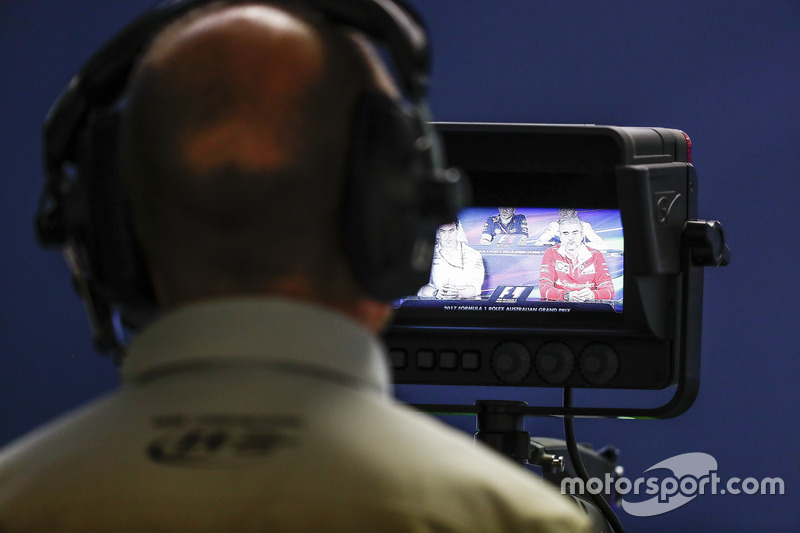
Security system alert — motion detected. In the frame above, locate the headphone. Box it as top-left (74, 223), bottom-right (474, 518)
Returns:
top-left (35, 0), bottom-right (468, 355)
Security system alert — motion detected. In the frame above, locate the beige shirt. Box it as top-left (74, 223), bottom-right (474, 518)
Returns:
top-left (0, 298), bottom-right (590, 532)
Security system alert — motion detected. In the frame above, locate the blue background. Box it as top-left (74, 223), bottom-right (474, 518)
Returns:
top-left (1, 1), bottom-right (798, 530)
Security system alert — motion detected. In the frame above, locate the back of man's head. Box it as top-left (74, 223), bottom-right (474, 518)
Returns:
top-left (120, 3), bottom-right (382, 317)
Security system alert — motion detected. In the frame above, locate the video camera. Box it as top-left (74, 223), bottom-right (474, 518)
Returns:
top-left (384, 123), bottom-right (729, 419)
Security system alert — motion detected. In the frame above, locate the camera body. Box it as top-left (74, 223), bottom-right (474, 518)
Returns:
top-left (384, 123), bottom-right (724, 418)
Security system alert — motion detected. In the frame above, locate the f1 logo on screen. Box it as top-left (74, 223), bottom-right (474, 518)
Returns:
top-left (489, 285), bottom-right (535, 303)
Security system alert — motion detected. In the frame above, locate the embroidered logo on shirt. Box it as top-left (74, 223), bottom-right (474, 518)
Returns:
top-left (147, 414), bottom-right (303, 468)
top-left (555, 260), bottom-right (570, 274)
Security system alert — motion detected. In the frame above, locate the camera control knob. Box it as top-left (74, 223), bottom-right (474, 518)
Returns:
top-left (534, 341), bottom-right (575, 384)
top-left (685, 219), bottom-right (731, 267)
top-left (579, 343), bottom-right (619, 385)
top-left (491, 340), bottom-right (531, 384)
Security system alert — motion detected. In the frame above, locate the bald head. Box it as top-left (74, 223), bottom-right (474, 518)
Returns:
top-left (120, 3), bottom-right (390, 326)
top-left (141, 5), bottom-right (328, 173)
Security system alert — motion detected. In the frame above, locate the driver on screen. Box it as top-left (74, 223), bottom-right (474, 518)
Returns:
top-left (480, 207), bottom-right (528, 245)
top-left (533, 208), bottom-right (606, 247)
top-left (418, 221), bottom-right (484, 299)
top-left (539, 216), bottom-right (614, 302)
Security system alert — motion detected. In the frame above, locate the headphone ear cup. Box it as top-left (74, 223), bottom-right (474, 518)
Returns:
top-left (80, 111), bottom-right (156, 328)
top-left (342, 91), bottom-right (440, 301)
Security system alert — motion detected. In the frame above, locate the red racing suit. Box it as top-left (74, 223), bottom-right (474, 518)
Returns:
top-left (539, 244), bottom-right (614, 301)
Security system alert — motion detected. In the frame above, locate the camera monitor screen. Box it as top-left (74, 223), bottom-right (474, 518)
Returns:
top-left (383, 123), bottom-right (705, 418)
top-left (393, 206), bottom-right (623, 315)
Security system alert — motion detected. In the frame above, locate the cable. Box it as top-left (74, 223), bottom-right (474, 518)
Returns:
top-left (563, 387), bottom-right (625, 533)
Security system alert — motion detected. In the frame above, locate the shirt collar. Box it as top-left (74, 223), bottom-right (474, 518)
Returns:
top-left (121, 297), bottom-right (392, 396)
